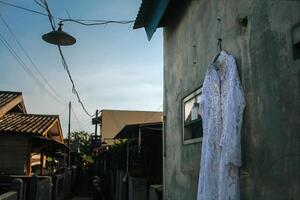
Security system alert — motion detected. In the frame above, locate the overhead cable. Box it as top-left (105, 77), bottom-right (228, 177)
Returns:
top-left (0, 0), bottom-right (134, 26)
top-left (36, 0), bottom-right (95, 118)
top-left (57, 45), bottom-right (94, 117)
top-left (59, 18), bottom-right (134, 26)
top-left (0, 13), bottom-right (65, 103)
top-left (0, 33), bottom-right (65, 105)
top-left (71, 106), bottom-right (84, 130)
top-left (41, 0), bottom-right (56, 30)
top-left (0, 0), bottom-right (49, 17)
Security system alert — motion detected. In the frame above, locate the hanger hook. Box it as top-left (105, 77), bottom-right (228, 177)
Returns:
top-left (218, 38), bottom-right (222, 51)
top-left (217, 18), bottom-right (222, 51)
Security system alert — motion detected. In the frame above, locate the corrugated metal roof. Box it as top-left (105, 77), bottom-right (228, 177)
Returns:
top-left (114, 122), bottom-right (162, 139)
top-left (134, 0), bottom-right (158, 29)
top-left (0, 113), bottom-right (58, 135)
top-left (0, 91), bottom-right (22, 108)
top-left (133, 0), bottom-right (170, 40)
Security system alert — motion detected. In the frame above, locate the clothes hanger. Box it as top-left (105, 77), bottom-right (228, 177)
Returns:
top-left (213, 38), bottom-right (222, 63)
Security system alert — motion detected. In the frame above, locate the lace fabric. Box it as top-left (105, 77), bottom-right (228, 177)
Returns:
top-left (197, 51), bottom-right (246, 200)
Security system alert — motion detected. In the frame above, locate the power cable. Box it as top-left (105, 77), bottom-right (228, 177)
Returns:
top-left (0, 0), bottom-right (50, 18)
top-left (34, 0), bottom-right (46, 10)
top-left (81, 118), bottom-right (93, 130)
top-left (0, 34), bottom-right (64, 105)
top-left (57, 45), bottom-right (94, 117)
top-left (1, 0), bottom-right (135, 118)
top-left (36, 0), bottom-right (94, 118)
top-left (59, 18), bottom-right (134, 26)
top-left (65, 8), bottom-right (72, 19)
top-left (71, 106), bottom-right (84, 130)
top-left (59, 104), bottom-right (69, 116)
top-left (0, 33), bottom-right (65, 105)
top-left (41, 0), bottom-right (56, 30)
top-left (0, 13), bottom-right (66, 103)
top-left (0, 0), bottom-right (135, 26)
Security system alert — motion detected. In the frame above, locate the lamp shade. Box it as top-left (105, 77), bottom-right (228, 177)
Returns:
top-left (42, 22), bottom-right (76, 46)
top-left (42, 29), bottom-right (76, 46)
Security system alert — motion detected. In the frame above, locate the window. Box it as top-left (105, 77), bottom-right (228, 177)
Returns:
top-left (292, 24), bottom-right (300, 60)
top-left (182, 87), bottom-right (203, 144)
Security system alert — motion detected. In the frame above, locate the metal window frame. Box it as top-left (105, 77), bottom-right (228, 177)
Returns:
top-left (182, 87), bottom-right (203, 145)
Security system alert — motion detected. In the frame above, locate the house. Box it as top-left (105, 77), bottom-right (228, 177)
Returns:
top-left (134, 0), bottom-right (300, 199)
top-left (95, 122), bottom-right (163, 200)
top-left (114, 122), bottom-right (163, 200)
top-left (0, 91), bottom-right (69, 200)
top-left (0, 91), bottom-right (65, 176)
top-left (0, 91), bottom-right (26, 117)
top-left (96, 109), bottom-right (162, 145)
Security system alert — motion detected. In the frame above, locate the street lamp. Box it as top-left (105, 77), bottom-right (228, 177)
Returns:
top-left (42, 22), bottom-right (76, 46)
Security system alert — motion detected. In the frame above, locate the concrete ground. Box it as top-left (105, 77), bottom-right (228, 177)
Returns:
top-left (72, 169), bottom-right (93, 200)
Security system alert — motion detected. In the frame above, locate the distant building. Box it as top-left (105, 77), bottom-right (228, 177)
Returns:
top-left (96, 109), bottom-right (162, 145)
top-left (134, 0), bottom-right (300, 199)
top-left (95, 121), bottom-right (163, 200)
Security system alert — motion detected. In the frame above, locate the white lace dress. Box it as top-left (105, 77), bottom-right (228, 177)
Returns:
top-left (197, 51), bottom-right (246, 200)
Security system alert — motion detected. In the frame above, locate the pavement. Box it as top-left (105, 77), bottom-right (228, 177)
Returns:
top-left (71, 169), bottom-right (93, 200)
top-left (72, 197), bottom-right (93, 200)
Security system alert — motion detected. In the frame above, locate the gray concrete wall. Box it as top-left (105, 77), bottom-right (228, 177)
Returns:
top-left (163, 0), bottom-right (300, 199)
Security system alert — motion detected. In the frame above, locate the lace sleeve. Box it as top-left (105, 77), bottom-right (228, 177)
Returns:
top-left (219, 56), bottom-right (246, 167)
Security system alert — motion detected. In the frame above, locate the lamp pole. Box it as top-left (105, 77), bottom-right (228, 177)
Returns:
top-left (94, 109), bottom-right (98, 137)
top-left (68, 101), bottom-right (71, 167)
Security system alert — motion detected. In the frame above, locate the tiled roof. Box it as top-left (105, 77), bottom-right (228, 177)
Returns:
top-left (0, 91), bottom-right (22, 108)
top-left (0, 113), bottom-right (58, 135)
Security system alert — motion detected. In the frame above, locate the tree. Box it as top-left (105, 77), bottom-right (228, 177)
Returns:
top-left (70, 131), bottom-right (92, 156)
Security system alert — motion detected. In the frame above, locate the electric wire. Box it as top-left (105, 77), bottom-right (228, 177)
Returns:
top-left (81, 118), bottom-right (93, 130)
top-left (36, 0), bottom-right (95, 117)
top-left (0, 35), bottom-right (64, 105)
top-left (59, 104), bottom-right (69, 116)
top-left (0, 0), bottom-right (50, 17)
top-left (34, 0), bottom-right (46, 10)
top-left (0, 0), bottom-right (135, 27)
top-left (59, 18), bottom-right (134, 26)
top-left (1, 0), bottom-right (134, 117)
top-left (65, 8), bottom-right (71, 19)
top-left (0, 13), bottom-right (66, 103)
top-left (57, 45), bottom-right (94, 117)
top-left (0, 33), bottom-right (65, 105)
top-left (71, 106), bottom-right (84, 130)
top-left (41, 0), bottom-right (56, 30)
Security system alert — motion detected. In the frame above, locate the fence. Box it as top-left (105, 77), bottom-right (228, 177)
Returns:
top-left (0, 170), bottom-right (73, 200)
top-left (0, 191), bottom-right (18, 200)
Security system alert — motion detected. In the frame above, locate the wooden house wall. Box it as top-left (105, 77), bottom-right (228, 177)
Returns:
top-left (0, 135), bottom-right (30, 175)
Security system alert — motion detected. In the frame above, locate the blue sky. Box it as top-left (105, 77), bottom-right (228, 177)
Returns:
top-left (0, 0), bottom-right (163, 136)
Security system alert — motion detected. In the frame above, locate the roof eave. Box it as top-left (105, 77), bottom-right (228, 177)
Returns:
top-left (114, 122), bottom-right (162, 139)
top-left (133, 0), bottom-right (171, 40)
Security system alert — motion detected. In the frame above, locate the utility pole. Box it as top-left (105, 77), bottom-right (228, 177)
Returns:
top-left (68, 101), bottom-right (71, 167)
top-left (94, 109), bottom-right (98, 137)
